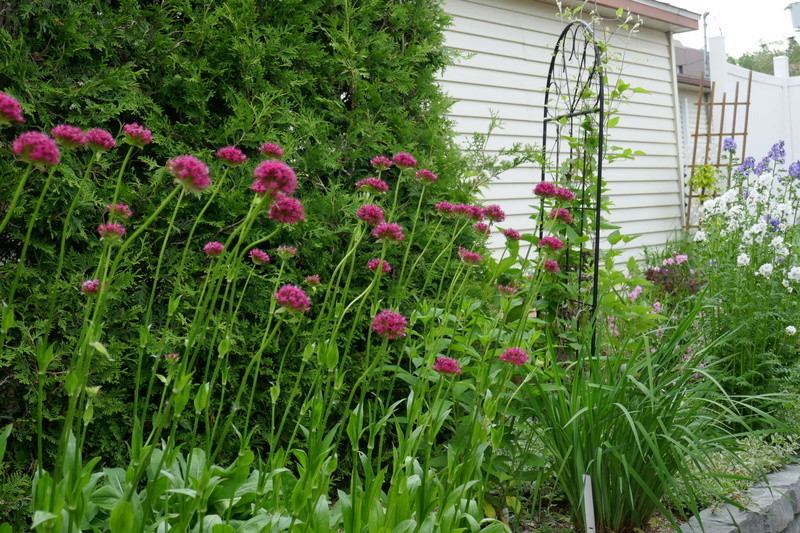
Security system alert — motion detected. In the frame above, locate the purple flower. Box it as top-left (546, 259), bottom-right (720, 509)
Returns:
top-left (753, 157), bottom-right (771, 176)
top-left (483, 204), bottom-right (505, 222)
top-left (168, 155), bottom-right (211, 192)
top-left (268, 195), bottom-right (306, 224)
top-left (122, 123), bottom-right (153, 148)
top-left (203, 241), bottom-right (225, 257)
top-left (736, 156), bottom-right (756, 176)
top-left (764, 214), bottom-right (781, 232)
top-left (249, 248), bottom-right (271, 264)
top-left (459, 249), bottom-right (482, 265)
top-left (555, 187), bottom-right (576, 201)
top-left (435, 201), bottom-right (454, 215)
top-left (12, 131), bottom-right (60, 166)
top-left (370, 155), bottom-right (392, 170)
top-left (769, 140), bottom-right (786, 162)
top-left (539, 236), bottom-right (564, 250)
top-left (356, 204), bottom-right (385, 225)
top-left (534, 181), bottom-right (557, 197)
top-left (548, 208), bottom-right (573, 223)
top-left (51, 125), bottom-right (86, 149)
top-left (355, 177), bottom-right (389, 194)
top-left (259, 142), bottom-right (284, 160)
top-left (371, 310), bottom-right (407, 339)
top-left (367, 258), bottom-right (392, 273)
top-left (392, 152), bottom-right (417, 169)
top-left (503, 228), bottom-right (521, 241)
top-left (722, 137), bottom-right (736, 152)
top-left (215, 146), bottom-right (247, 167)
top-left (544, 259), bottom-right (560, 273)
top-left (251, 160), bottom-right (297, 197)
top-left (433, 356), bottom-right (461, 375)
top-left (499, 347), bottom-right (529, 366)
top-left (80, 279), bottom-right (100, 294)
top-left (415, 169), bottom-right (438, 183)
top-left (473, 222), bottom-right (490, 236)
top-left (274, 284), bottom-right (311, 313)
top-left (85, 129), bottom-right (116, 152)
top-left (371, 222), bottom-right (405, 242)
top-left (789, 161), bottom-right (800, 179)
top-left (0, 92), bottom-right (25, 125)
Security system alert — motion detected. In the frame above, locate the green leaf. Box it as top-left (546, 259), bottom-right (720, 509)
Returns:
top-left (1, 307), bottom-right (14, 334)
top-left (31, 511), bottom-right (58, 528)
top-left (194, 382), bottom-right (211, 414)
top-left (0, 424), bottom-right (11, 464)
top-left (109, 500), bottom-right (134, 533)
top-left (89, 341), bottom-right (114, 362)
top-left (218, 337), bottom-right (230, 357)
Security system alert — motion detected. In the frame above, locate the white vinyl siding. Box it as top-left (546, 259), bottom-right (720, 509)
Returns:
top-left (439, 0), bottom-right (685, 259)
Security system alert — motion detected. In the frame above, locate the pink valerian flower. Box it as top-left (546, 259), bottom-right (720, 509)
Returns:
top-left (503, 228), bottom-right (521, 241)
top-left (433, 356), bottom-right (462, 375)
top-left (367, 258), bottom-right (392, 273)
top-left (607, 316), bottom-right (620, 337)
top-left (355, 177), bottom-right (389, 194)
top-left (452, 203), bottom-right (485, 221)
top-left (392, 152), bottom-right (417, 169)
top-left (415, 169), bottom-right (438, 183)
top-left (534, 181), bottom-right (557, 197)
top-left (548, 208), bottom-right (573, 223)
top-left (251, 160), bottom-right (297, 197)
top-left (215, 146), bottom-right (247, 167)
top-left (122, 123), bottom-right (153, 147)
top-left (435, 201), bottom-right (455, 215)
top-left (371, 310), bottom-right (407, 340)
top-left (628, 285), bottom-right (643, 302)
top-left (276, 245), bottom-right (298, 259)
top-left (268, 195), bottom-right (306, 224)
top-left (675, 254), bottom-right (689, 265)
top-left (652, 301), bottom-right (662, 314)
top-left (0, 92), bottom-right (25, 125)
top-left (305, 274), bottom-right (322, 286)
top-left (459, 249), bottom-right (483, 265)
top-left (473, 222), bottom-right (490, 236)
top-left (370, 155), bottom-right (392, 171)
top-left (85, 129), bottom-right (117, 152)
top-left (356, 204), bottom-right (385, 225)
top-left (203, 241), bottom-right (225, 257)
top-left (544, 259), bottom-right (560, 273)
top-left (106, 203), bottom-right (133, 219)
top-left (80, 279), bottom-right (100, 294)
top-left (498, 284), bottom-right (518, 296)
top-left (500, 347), bottom-right (530, 366)
top-left (97, 223), bottom-right (126, 241)
top-left (555, 187), bottom-right (576, 201)
top-left (274, 284), bottom-right (311, 313)
top-left (164, 352), bottom-right (181, 362)
top-left (538, 236), bottom-right (564, 251)
top-left (167, 155), bottom-right (211, 192)
top-left (371, 222), bottom-right (405, 242)
top-left (51, 125), bottom-right (86, 149)
top-left (259, 142), bottom-right (285, 159)
top-left (12, 131), bottom-right (60, 166)
top-left (249, 248), bottom-right (271, 264)
top-left (483, 204), bottom-right (506, 223)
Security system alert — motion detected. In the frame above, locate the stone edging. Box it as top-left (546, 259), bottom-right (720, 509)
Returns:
top-left (681, 464), bottom-right (800, 533)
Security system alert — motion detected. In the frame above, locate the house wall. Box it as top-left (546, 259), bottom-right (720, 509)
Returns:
top-left (439, 0), bottom-right (686, 260)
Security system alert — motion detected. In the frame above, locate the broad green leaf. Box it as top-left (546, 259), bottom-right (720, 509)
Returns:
top-left (109, 500), bottom-right (134, 533)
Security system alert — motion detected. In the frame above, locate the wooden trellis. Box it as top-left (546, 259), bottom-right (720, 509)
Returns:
top-left (685, 70), bottom-right (753, 228)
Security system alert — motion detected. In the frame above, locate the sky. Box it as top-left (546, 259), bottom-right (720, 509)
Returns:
top-left (662, 0), bottom-right (799, 58)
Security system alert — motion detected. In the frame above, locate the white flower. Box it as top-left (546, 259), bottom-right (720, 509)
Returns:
top-left (783, 279), bottom-right (794, 293)
top-left (757, 263), bottom-right (774, 278)
top-left (737, 253), bottom-right (751, 267)
top-left (788, 267), bottom-right (800, 282)
top-left (786, 326), bottom-right (797, 336)
top-left (693, 230), bottom-right (706, 242)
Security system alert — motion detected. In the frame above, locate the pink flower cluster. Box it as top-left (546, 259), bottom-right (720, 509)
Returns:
top-left (51, 125), bottom-right (86, 149)
top-left (12, 131), bottom-right (60, 166)
top-left (106, 203), bottom-right (133, 219)
top-left (628, 285), bottom-right (643, 302)
top-left (0, 92), bottom-right (25, 125)
top-left (215, 146), bottom-right (247, 167)
top-left (167, 155), bottom-right (211, 192)
top-left (274, 284), bottom-right (311, 313)
top-left (276, 245), bottom-right (298, 259)
top-left (203, 241), bottom-right (225, 257)
top-left (663, 254), bottom-right (689, 266)
top-left (305, 274), bottom-right (321, 286)
top-left (367, 258), bottom-right (392, 273)
top-left (549, 208), bottom-right (573, 223)
top-left (249, 248), bottom-right (271, 264)
top-left (98, 223), bottom-right (126, 241)
top-left (503, 228), bottom-right (521, 241)
top-left (392, 152), bottom-right (417, 168)
top-left (268, 195), bottom-right (305, 224)
top-left (607, 316), bottom-right (620, 337)
top-left (459, 249), bottom-right (482, 265)
top-left (251, 160), bottom-right (297, 197)
top-left (538, 236), bottom-right (564, 251)
top-left (433, 356), bottom-right (461, 375)
top-left (356, 204), bottom-right (385, 225)
top-left (370, 155), bottom-right (392, 170)
top-left (415, 169), bottom-right (438, 183)
top-left (356, 177), bottom-right (389, 194)
top-left (544, 259), bottom-right (560, 273)
top-left (259, 142), bottom-right (284, 159)
top-left (500, 347), bottom-right (529, 366)
top-left (483, 204), bottom-right (506, 222)
top-left (498, 284), bottom-right (518, 296)
top-left (86, 129), bottom-right (116, 152)
top-left (80, 279), bottom-right (100, 294)
top-left (122, 123), bottom-right (153, 147)
top-left (473, 222), bottom-right (490, 236)
top-left (372, 222), bottom-right (405, 242)
top-left (534, 181), bottom-right (576, 201)
top-left (371, 310), bottom-right (407, 340)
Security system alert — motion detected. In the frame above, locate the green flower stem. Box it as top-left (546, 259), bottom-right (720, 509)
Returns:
top-left (109, 145), bottom-right (135, 208)
top-left (0, 163), bottom-right (33, 236)
top-left (393, 184), bottom-right (427, 302)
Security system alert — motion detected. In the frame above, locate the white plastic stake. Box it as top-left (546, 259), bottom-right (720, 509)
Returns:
top-left (583, 474), bottom-right (596, 533)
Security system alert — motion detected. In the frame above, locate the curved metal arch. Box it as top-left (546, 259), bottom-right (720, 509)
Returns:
top-left (540, 20), bottom-right (605, 354)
